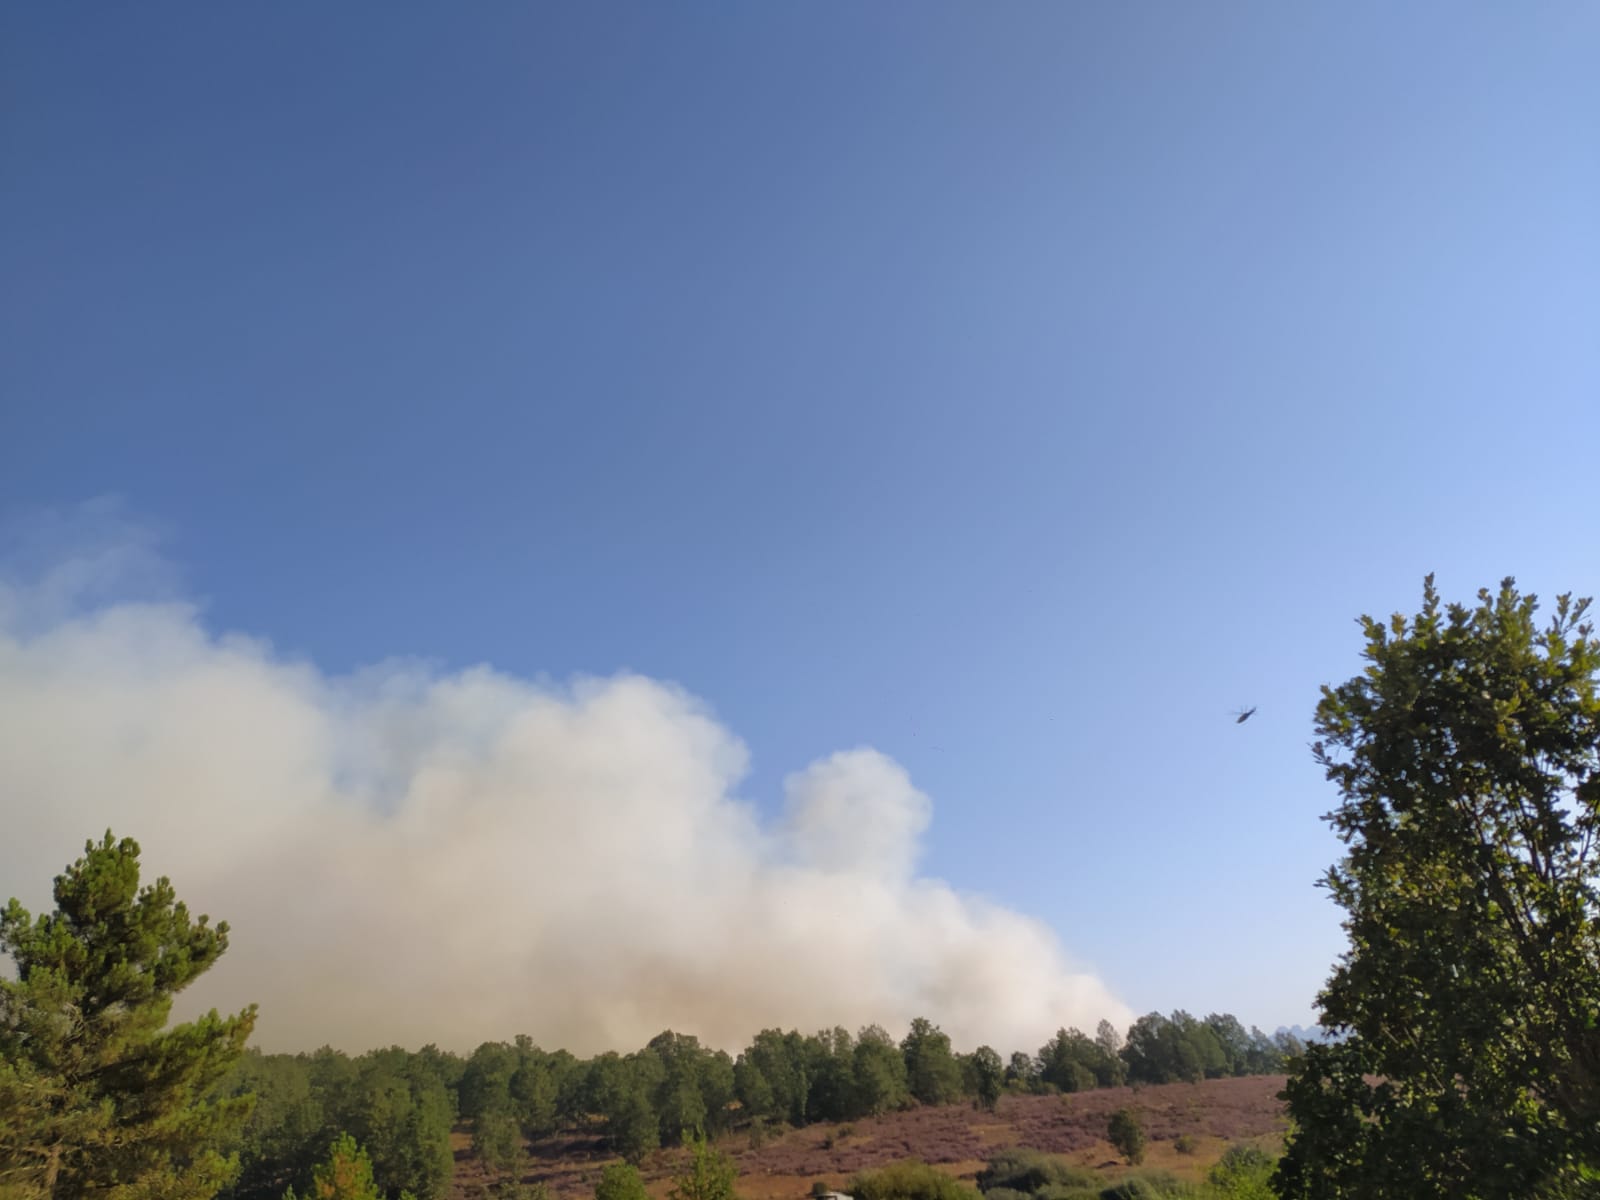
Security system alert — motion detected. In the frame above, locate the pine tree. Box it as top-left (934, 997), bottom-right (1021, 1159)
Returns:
top-left (293, 1135), bottom-right (382, 1200)
top-left (667, 1132), bottom-right (737, 1200)
top-left (0, 832), bottom-right (258, 1200)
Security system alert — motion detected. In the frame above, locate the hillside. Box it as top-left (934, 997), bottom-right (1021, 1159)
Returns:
top-left (456, 1076), bottom-right (1291, 1200)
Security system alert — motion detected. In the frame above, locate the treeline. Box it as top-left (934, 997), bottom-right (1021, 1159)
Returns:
top-left (214, 1012), bottom-right (1301, 1200)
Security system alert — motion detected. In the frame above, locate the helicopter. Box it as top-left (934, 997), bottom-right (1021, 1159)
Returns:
top-left (1233, 706), bottom-right (1257, 724)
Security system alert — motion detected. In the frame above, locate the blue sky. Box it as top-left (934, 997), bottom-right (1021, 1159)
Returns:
top-left (4, 3), bottom-right (1599, 1042)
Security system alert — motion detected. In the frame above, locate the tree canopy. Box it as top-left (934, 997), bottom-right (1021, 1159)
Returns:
top-left (1276, 578), bottom-right (1600, 1198)
top-left (0, 833), bottom-right (257, 1200)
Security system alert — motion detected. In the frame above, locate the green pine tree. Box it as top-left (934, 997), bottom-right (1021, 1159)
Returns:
top-left (0, 832), bottom-right (258, 1200)
top-left (667, 1132), bottom-right (737, 1200)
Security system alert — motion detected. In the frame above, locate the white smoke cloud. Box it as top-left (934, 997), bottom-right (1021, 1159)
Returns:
top-left (0, 507), bottom-right (1130, 1056)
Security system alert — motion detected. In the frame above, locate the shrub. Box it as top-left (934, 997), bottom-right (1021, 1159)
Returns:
top-left (668, 1132), bottom-right (738, 1200)
top-left (1107, 1109), bottom-right (1147, 1166)
top-left (1205, 1145), bottom-right (1275, 1200)
top-left (849, 1162), bottom-right (982, 1200)
top-left (1097, 1171), bottom-right (1191, 1199)
top-left (981, 1189), bottom-right (1031, 1200)
top-left (1037, 1184), bottom-right (1106, 1200)
top-left (596, 1163), bottom-right (649, 1200)
top-left (977, 1150), bottom-right (1098, 1194)
top-left (1211, 1146), bottom-right (1273, 1176)
top-left (1172, 1135), bottom-right (1197, 1156)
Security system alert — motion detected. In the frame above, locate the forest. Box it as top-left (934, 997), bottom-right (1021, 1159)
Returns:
top-left (213, 1011), bottom-right (1304, 1200)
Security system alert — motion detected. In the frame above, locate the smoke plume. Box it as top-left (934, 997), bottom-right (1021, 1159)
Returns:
top-left (0, 508), bottom-right (1130, 1055)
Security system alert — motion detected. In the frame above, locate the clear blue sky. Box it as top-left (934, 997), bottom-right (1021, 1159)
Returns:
top-left (5, 3), bottom-right (1598, 1032)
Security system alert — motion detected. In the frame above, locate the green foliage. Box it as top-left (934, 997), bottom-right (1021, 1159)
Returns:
top-left (472, 1111), bottom-right (522, 1181)
top-left (645, 1032), bottom-right (735, 1143)
top-left (802, 1028), bottom-right (857, 1124)
top-left (216, 1046), bottom-right (452, 1200)
top-left (306, 1135), bottom-right (383, 1200)
top-left (1097, 1170), bottom-right (1190, 1200)
top-left (1094, 1023), bottom-right (1128, 1088)
top-left (1039, 1028), bottom-right (1120, 1093)
top-left (976, 1149), bottom-right (1099, 1194)
top-left (585, 1055), bottom-right (660, 1165)
top-left (221, 1051), bottom-right (326, 1200)
top-left (965, 1047), bottom-right (1004, 1113)
top-left (1172, 1136), bottom-right (1197, 1157)
top-left (1108, 1109), bottom-right (1147, 1166)
top-left (1119, 1014), bottom-right (1226, 1086)
top-left (594, 1162), bottom-right (648, 1200)
top-left (1276, 578), bottom-right (1600, 1199)
top-left (852, 1026), bottom-right (910, 1117)
top-left (1004, 1053), bottom-right (1041, 1093)
top-left (745, 1117), bottom-right (771, 1150)
top-left (736, 1030), bottom-right (812, 1126)
top-left (508, 1038), bottom-right (562, 1137)
top-left (0, 832), bottom-right (257, 1200)
top-left (901, 1019), bottom-right (963, 1107)
top-left (848, 1162), bottom-right (981, 1200)
top-left (339, 1051), bottom-right (454, 1200)
top-left (1033, 1187), bottom-right (1103, 1200)
top-left (459, 1044), bottom-right (518, 1123)
top-left (567, 1011), bottom-right (1282, 1154)
top-left (667, 1132), bottom-right (738, 1200)
top-left (1203, 1145), bottom-right (1273, 1200)
top-left (1200, 1017), bottom-right (1250, 1079)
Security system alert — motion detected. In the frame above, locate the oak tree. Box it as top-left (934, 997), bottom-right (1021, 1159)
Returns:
top-left (1276, 579), bottom-right (1600, 1198)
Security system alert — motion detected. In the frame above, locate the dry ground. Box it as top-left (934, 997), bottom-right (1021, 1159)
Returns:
top-left (452, 1076), bottom-right (1290, 1200)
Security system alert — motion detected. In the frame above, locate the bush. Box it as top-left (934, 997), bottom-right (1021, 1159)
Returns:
top-left (1107, 1109), bottom-right (1147, 1166)
top-left (981, 1189), bottom-right (1032, 1200)
top-left (1211, 1146), bottom-right (1273, 1176)
top-left (977, 1150), bottom-right (1099, 1194)
top-left (667, 1133), bottom-right (738, 1200)
top-left (1037, 1185), bottom-right (1106, 1200)
top-left (1205, 1145), bottom-right (1275, 1200)
top-left (1172, 1135), bottom-right (1197, 1156)
top-left (849, 1162), bottom-right (982, 1200)
top-left (1097, 1171), bottom-right (1191, 1200)
top-left (595, 1163), bottom-right (649, 1200)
